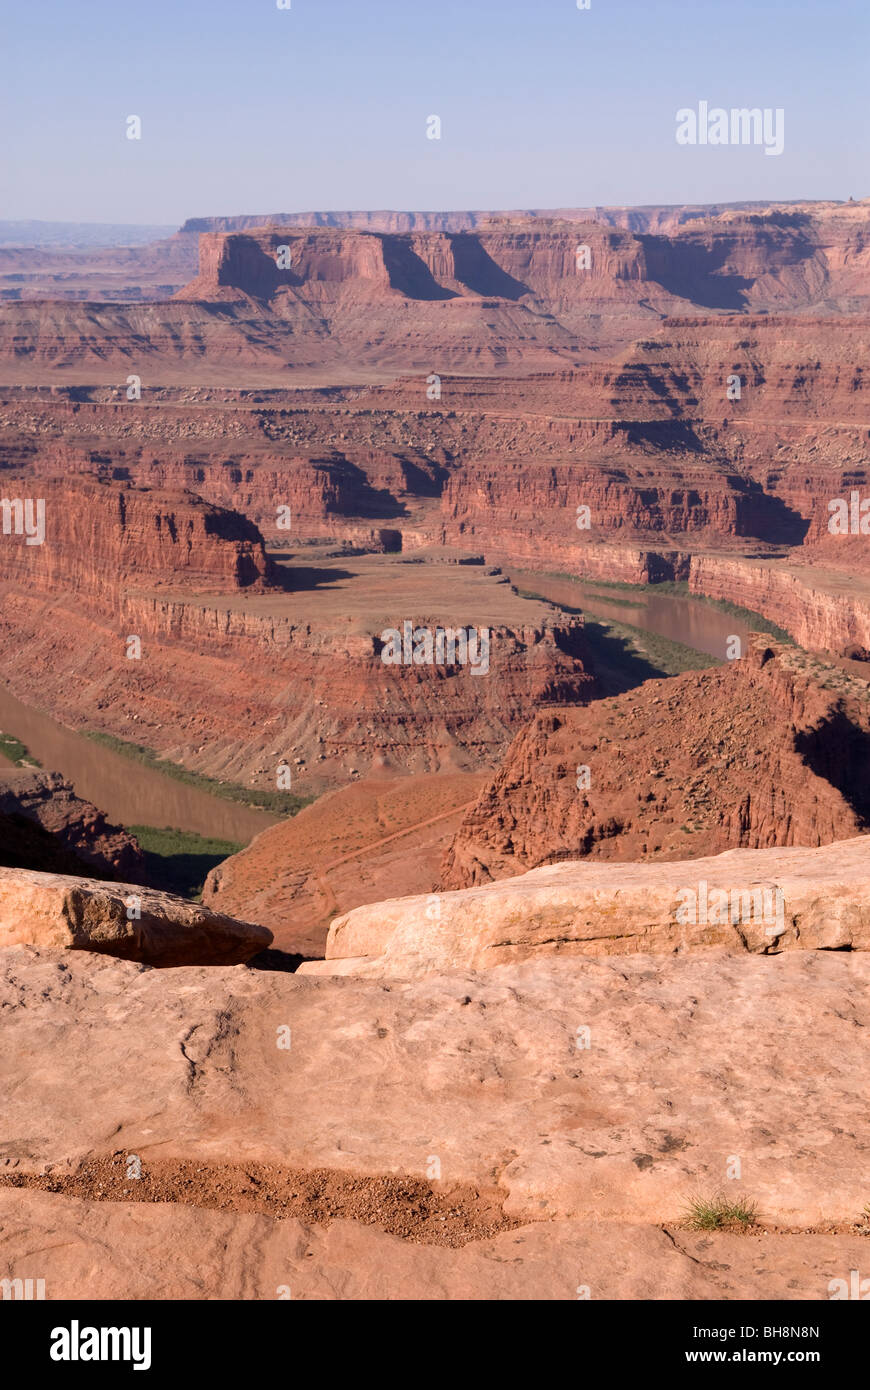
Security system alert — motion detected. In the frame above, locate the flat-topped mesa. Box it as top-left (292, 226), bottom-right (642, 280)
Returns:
top-left (4, 204), bottom-right (870, 382)
top-left (176, 223), bottom-right (652, 307)
top-left (0, 537), bottom-right (597, 792)
top-left (441, 639), bottom-right (870, 889)
top-left (175, 205), bottom-right (870, 315)
top-left (177, 197), bottom-right (865, 236)
top-left (0, 475), bottom-right (277, 606)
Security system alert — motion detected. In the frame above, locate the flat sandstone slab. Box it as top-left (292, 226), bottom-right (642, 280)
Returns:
top-left (1, 946), bottom-right (868, 1228)
top-left (0, 866), bottom-right (271, 966)
top-left (302, 836), bottom-right (870, 977)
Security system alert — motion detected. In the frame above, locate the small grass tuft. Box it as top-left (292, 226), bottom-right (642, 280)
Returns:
top-left (682, 1190), bottom-right (759, 1232)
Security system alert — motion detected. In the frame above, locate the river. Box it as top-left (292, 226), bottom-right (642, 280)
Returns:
top-left (508, 572), bottom-right (754, 662)
top-left (0, 684), bottom-right (278, 843)
top-left (0, 578), bottom-right (755, 840)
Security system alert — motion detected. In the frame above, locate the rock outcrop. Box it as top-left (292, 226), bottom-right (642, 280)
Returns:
top-left (0, 475), bottom-right (276, 605)
top-left (0, 769), bottom-right (145, 882)
top-left (303, 836), bottom-right (870, 978)
top-left (441, 641), bottom-right (870, 888)
top-left (0, 867), bottom-right (271, 965)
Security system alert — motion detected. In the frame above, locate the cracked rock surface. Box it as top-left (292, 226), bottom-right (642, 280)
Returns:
top-left (1, 945), bottom-right (868, 1298)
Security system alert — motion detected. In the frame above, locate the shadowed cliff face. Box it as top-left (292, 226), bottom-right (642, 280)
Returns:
top-left (0, 769), bottom-right (146, 883)
top-left (176, 207), bottom-right (870, 321)
top-left (177, 224), bottom-right (644, 305)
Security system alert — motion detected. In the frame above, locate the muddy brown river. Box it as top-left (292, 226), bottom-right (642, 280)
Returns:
top-left (0, 684), bottom-right (277, 843)
top-left (509, 572), bottom-right (755, 662)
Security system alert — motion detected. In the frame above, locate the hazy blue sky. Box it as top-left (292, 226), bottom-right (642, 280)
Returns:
top-left (2, 0), bottom-right (867, 226)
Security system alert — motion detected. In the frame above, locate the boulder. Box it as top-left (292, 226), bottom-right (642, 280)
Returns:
top-left (0, 866), bottom-right (271, 966)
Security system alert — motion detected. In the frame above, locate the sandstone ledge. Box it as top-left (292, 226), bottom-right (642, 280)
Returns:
top-left (300, 836), bottom-right (870, 978)
top-left (2, 946), bottom-right (868, 1229)
top-left (0, 867), bottom-right (271, 966)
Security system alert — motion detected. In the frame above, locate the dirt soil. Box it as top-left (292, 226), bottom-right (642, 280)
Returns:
top-left (0, 1155), bottom-right (520, 1249)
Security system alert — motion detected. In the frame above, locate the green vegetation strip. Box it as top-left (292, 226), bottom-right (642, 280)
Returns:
top-left (584, 614), bottom-right (718, 676)
top-left (0, 733), bottom-right (41, 768)
top-left (130, 825), bottom-right (243, 901)
top-left (83, 732), bottom-right (311, 816)
top-left (515, 586), bottom-right (718, 678)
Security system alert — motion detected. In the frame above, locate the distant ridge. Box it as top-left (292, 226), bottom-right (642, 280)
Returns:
top-left (0, 221), bottom-right (177, 248)
top-left (179, 199), bottom-right (858, 238)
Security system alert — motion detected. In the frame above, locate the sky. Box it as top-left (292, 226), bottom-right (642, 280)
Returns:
top-left (1, 0), bottom-right (867, 227)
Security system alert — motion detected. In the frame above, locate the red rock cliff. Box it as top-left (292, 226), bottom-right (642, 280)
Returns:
top-left (442, 641), bottom-right (870, 887)
top-left (0, 476), bottom-right (276, 606)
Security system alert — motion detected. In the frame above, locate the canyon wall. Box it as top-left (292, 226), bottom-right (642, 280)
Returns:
top-left (0, 472), bottom-right (597, 793)
top-left (687, 555), bottom-right (870, 653)
top-left (6, 307), bottom-right (867, 556)
top-left (0, 476), bottom-right (275, 603)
